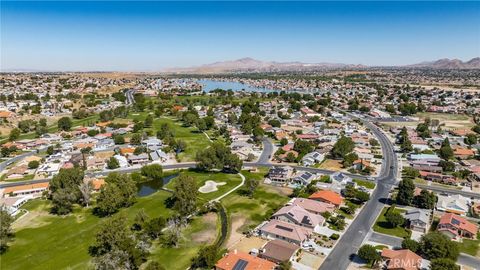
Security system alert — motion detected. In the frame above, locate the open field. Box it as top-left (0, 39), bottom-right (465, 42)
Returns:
top-left (318, 159), bottom-right (343, 170)
top-left (373, 207), bottom-right (411, 239)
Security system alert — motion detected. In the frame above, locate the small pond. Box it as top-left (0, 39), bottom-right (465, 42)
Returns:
top-left (137, 173), bottom-right (178, 197)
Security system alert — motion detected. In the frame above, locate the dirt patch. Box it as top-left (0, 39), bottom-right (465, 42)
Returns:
top-left (299, 251), bottom-right (325, 269)
top-left (191, 212), bottom-right (217, 244)
top-left (262, 184), bottom-right (293, 196)
top-left (318, 159), bottom-right (343, 171)
top-left (13, 209), bottom-right (51, 230)
top-left (226, 215), bottom-right (247, 248)
top-left (230, 236), bottom-right (269, 253)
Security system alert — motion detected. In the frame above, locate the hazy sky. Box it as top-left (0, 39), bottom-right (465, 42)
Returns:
top-left (1, 1), bottom-right (479, 71)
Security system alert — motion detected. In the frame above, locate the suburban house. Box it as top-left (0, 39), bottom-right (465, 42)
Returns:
top-left (271, 204), bottom-right (325, 229)
top-left (127, 153), bottom-right (150, 165)
top-left (113, 155), bottom-right (129, 168)
top-left (380, 249), bottom-right (423, 270)
top-left (454, 148), bottom-right (475, 160)
top-left (150, 149), bottom-right (168, 162)
top-left (292, 171), bottom-right (317, 186)
top-left (301, 151), bottom-right (325, 166)
top-left (436, 194), bottom-right (470, 216)
top-left (0, 195), bottom-right (34, 215)
top-left (2, 182), bottom-right (49, 197)
top-left (215, 250), bottom-right (276, 270)
top-left (259, 219), bottom-right (312, 246)
top-left (402, 208), bottom-right (431, 233)
top-left (309, 190), bottom-right (343, 207)
top-left (437, 213), bottom-right (478, 240)
top-left (419, 171), bottom-right (456, 185)
top-left (288, 198), bottom-right (335, 215)
top-left (330, 172), bottom-right (353, 185)
top-left (259, 239), bottom-right (298, 264)
top-left (266, 166), bottom-right (293, 185)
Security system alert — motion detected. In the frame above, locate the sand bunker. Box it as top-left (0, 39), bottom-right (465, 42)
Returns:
top-left (198, 180), bottom-right (226, 193)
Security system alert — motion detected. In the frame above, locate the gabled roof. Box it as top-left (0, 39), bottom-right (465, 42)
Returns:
top-left (381, 249), bottom-right (422, 270)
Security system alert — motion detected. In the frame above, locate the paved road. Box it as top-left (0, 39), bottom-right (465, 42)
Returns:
top-left (257, 137), bottom-right (274, 164)
top-left (369, 232), bottom-right (480, 269)
top-left (416, 183), bottom-right (480, 199)
top-left (125, 89), bottom-right (135, 105)
top-left (369, 231), bottom-right (402, 247)
top-left (320, 118), bottom-right (398, 270)
top-left (0, 147), bottom-right (48, 172)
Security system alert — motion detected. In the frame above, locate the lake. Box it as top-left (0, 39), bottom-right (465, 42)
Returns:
top-left (137, 173), bottom-right (178, 197)
top-left (199, 79), bottom-right (277, 92)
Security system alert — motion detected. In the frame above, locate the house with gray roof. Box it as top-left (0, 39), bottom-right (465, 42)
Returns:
top-left (403, 208), bottom-right (431, 233)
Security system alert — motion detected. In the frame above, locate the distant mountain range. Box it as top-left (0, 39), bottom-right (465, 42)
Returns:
top-left (166, 57), bottom-right (480, 73)
top-left (407, 57), bottom-right (480, 69)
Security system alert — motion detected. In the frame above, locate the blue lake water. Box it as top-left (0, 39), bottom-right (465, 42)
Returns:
top-left (199, 79), bottom-right (277, 92)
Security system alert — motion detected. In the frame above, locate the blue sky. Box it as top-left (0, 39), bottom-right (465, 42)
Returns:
top-left (1, 1), bottom-right (479, 71)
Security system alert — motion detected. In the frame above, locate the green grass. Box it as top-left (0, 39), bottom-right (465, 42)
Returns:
top-left (373, 207), bottom-right (411, 239)
top-left (222, 170), bottom-right (289, 233)
top-left (353, 179), bottom-right (376, 189)
top-left (165, 170), bottom-right (242, 203)
top-left (149, 212), bottom-right (218, 269)
top-left (128, 113), bottom-right (211, 162)
top-left (458, 238), bottom-right (480, 256)
top-left (0, 190), bottom-right (174, 270)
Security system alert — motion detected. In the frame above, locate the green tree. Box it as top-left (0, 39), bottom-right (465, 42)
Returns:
top-left (332, 136), bottom-right (355, 159)
top-left (430, 258), bottom-right (460, 270)
top-left (89, 214), bottom-right (146, 269)
top-left (385, 211), bottom-right (404, 227)
top-left (144, 114), bottom-right (154, 128)
top-left (57, 116), bottom-right (72, 131)
top-left (413, 189), bottom-right (437, 209)
top-left (8, 128), bottom-right (20, 141)
top-left (343, 152), bottom-right (359, 168)
top-left (27, 160), bottom-right (40, 169)
top-left (245, 177), bottom-right (259, 198)
top-left (279, 138), bottom-right (289, 146)
top-left (396, 178), bottom-right (415, 205)
top-left (145, 261), bottom-right (165, 270)
top-left (464, 134), bottom-right (477, 146)
top-left (278, 261), bottom-right (292, 270)
top-left (357, 244), bottom-right (380, 265)
top-left (401, 136), bottom-right (413, 153)
top-left (130, 133), bottom-right (142, 145)
top-left (420, 232), bottom-right (459, 260)
top-left (172, 174), bottom-right (198, 217)
top-left (439, 138), bottom-right (454, 160)
top-left (49, 168), bottom-right (85, 215)
top-left (402, 239), bottom-right (419, 253)
top-left (46, 145), bottom-right (54, 156)
top-left (0, 207), bottom-right (14, 254)
top-left (113, 135), bottom-right (125, 145)
top-left (95, 173), bottom-right (137, 216)
top-left (106, 156), bottom-right (120, 169)
top-left (144, 217), bottom-right (167, 239)
top-left (141, 164), bottom-right (163, 182)
top-left (190, 245), bottom-right (220, 269)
